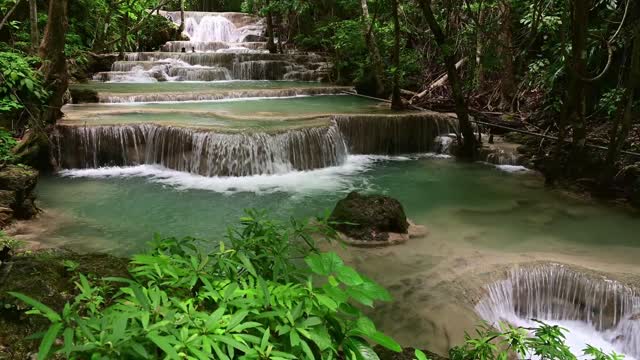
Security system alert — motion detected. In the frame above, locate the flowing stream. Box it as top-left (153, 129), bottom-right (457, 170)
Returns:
top-left (36, 9), bottom-right (640, 359)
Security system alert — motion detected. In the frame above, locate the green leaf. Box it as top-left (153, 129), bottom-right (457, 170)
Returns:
top-left (368, 331), bottom-right (401, 352)
top-left (414, 349), bottom-right (430, 360)
top-left (336, 266), bottom-right (363, 286)
top-left (38, 322), bottom-right (63, 360)
top-left (147, 333), bottom-right (180, 359)
top-left (236, 252), bottom-right (257, 277)
top-left (9, 292), bottom-right (61, 323)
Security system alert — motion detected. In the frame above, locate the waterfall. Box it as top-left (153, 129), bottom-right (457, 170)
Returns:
top-left (476, 264), bottom-right (640, 358)
top-left (161, 41), bottom-right (266, 53)
top-left (167, 66), bottom-right (231, 81)
top-left (335, 113), bottom-right (458, 155)
top-left (232, 61), bottom-right (289, 80)
top-left (54, 123), bottom-right (348, 177)
top-left (96, 86), bottom-right (353, 103)
top-left (186, 16), bottom-right (238, 42)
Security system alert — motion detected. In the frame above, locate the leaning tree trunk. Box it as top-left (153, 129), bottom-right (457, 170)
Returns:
top-left (360, 0), bottom-right (386, 97)
top-left (601, 20), bottom-right (640, 185)
top-left (39, 0), bottom-right (69, 125)
top-left (29, 0), bottom-right (39, 54)
top-left (418, 0), bottom-right (476, 159)
top-left (391, 0), bottom-right (402, 109)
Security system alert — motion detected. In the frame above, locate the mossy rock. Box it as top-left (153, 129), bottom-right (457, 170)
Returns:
top-left (374, 346), bottom-right (448, 360)
top-left (0, 165), bottom-right (37, 193)
top-left (0, 250), bottom-right (129, 357)
top-left (329, 191), bottom-right (409, 242)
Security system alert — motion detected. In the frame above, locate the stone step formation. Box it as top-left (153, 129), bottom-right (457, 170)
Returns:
top-left (62, 10), bottom-right (462, 177)
top-left (93, 11), bottom-right (332, 82)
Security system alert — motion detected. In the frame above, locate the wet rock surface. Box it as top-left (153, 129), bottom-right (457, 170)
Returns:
top-left (329, 191), bottom-right (410, 243)
top-left (0, 165), bottom-right (38, 227)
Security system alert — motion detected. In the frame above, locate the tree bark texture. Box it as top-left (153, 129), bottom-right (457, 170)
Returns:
top-left (29, 0), bottom-right (39, 53)
top-left (391, 0), bottom-right (402, 109)
top-left (418, 0), bottom-right (477, 159)
top-left (265, 0), bottom-right (277, 53)
top-left (499, 0), bottom-right (516, 110)
top-left (360, 0), bottom-right (386, 97)
top-left (39, 0), bottom-right (69, 125)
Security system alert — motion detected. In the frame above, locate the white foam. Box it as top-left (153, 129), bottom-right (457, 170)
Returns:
top-left (502, 317), bottom-right (637, 360)
top-left (58, 155), bottom-right (388, 194)
top-left (495, 164), bottom-right (530, 173)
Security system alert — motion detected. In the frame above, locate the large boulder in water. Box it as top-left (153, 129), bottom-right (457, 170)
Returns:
top-left (329, 191), bottom-right (410, 243)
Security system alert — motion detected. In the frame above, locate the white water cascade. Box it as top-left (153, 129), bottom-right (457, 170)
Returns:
top-left (476, 264), bottom-right (640, 359)
top-left (184, 15), bottom-right (242, 42)
top-left (92, 10), bottom-right (331, 82)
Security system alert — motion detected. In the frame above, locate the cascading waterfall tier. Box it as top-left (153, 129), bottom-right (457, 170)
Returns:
top-left (91, 9), bottom-right (331, 82)
top-left (335, 113), bottom-right (458, 155)
top-left (54, 123), bottom-right (348, 177)
top-left (55, 113), bottom-right (459, 176)
top-left (92, 86), bottom-right (354, 103)
top-left (476, 263), bottom-right (640, 358)
top-left (98, 52), bottom-right (331, 82)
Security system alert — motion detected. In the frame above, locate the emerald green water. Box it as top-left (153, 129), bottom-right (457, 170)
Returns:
top-left (34, 157), bottom-right (640, 257)
top-left (28, 156), bottom-right (640, 354)
top-left (63, 95), bottom-right (389, 117)
top-left (71, 81), bottom-right (329, 94)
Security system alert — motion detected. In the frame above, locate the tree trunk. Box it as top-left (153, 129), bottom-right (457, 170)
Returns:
top-left (120, 0), bottom-right (130, 58)
top-left (474, 3), bottom-right (485, 90)
top-left (29, 0), bottom-right (39, 54)
top-left (178, 0), bottom-right (185, 33)
top-left (499, 0), bottom-right (515, 110)
top-left (418, 0), bottom-right (477, 159)
top-left (601, 21), bottom-right (640, 185)
top-left (39, 0), bottom-right (69, 125)
top-left (360, 0), bottom-right (386, 97)
top-left (391, 0), bottom-right (402, 109)
top-left (265, 0), bottom-right (277, 53)
top-left (568, 0), bottom-right (589, 151)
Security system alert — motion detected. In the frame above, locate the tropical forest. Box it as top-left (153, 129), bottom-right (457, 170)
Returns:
top-left (0, 0), bottom-right (639, 358)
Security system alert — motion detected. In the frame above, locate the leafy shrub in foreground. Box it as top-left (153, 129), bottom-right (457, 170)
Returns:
top-left (10, 210), bottom-right (628, 360)
top-left (11, 210), bottom-right (401, 360)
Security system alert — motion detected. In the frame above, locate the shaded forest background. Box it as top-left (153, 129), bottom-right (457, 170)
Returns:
top-left (0, 0), bottom-right (639, 204)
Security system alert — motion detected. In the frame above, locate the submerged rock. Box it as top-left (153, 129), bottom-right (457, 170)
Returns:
top-left (330, 192), bottom-right (426, 246)
top-left (0, 165), bottom-right (38, 227)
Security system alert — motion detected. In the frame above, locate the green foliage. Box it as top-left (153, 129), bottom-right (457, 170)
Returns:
top-left (0, 52), bottom-right (48, 114)
top-left (448, 322), bottom-right (625, 360)
top-left (0, 230), bottom-right (24, 254)
top-left (11, 211), bottom-right (400, 359)
top-left (0, 129), bottom-right (18, 163)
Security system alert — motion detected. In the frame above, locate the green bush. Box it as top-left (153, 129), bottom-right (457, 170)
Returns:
top-left (11, 210), bottom-right (401, 360)
top-left (0, 129), bottom-right (17, 163)
top-left (10, 211), bottom-right (628, 360)
top-left (0, 51), bottom-right (48, 114)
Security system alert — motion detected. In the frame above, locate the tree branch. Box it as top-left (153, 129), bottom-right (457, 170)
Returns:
top-left (103, 0), bottom-right (172, 47)
top-left (0, 0), bottom-right (22, 32)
